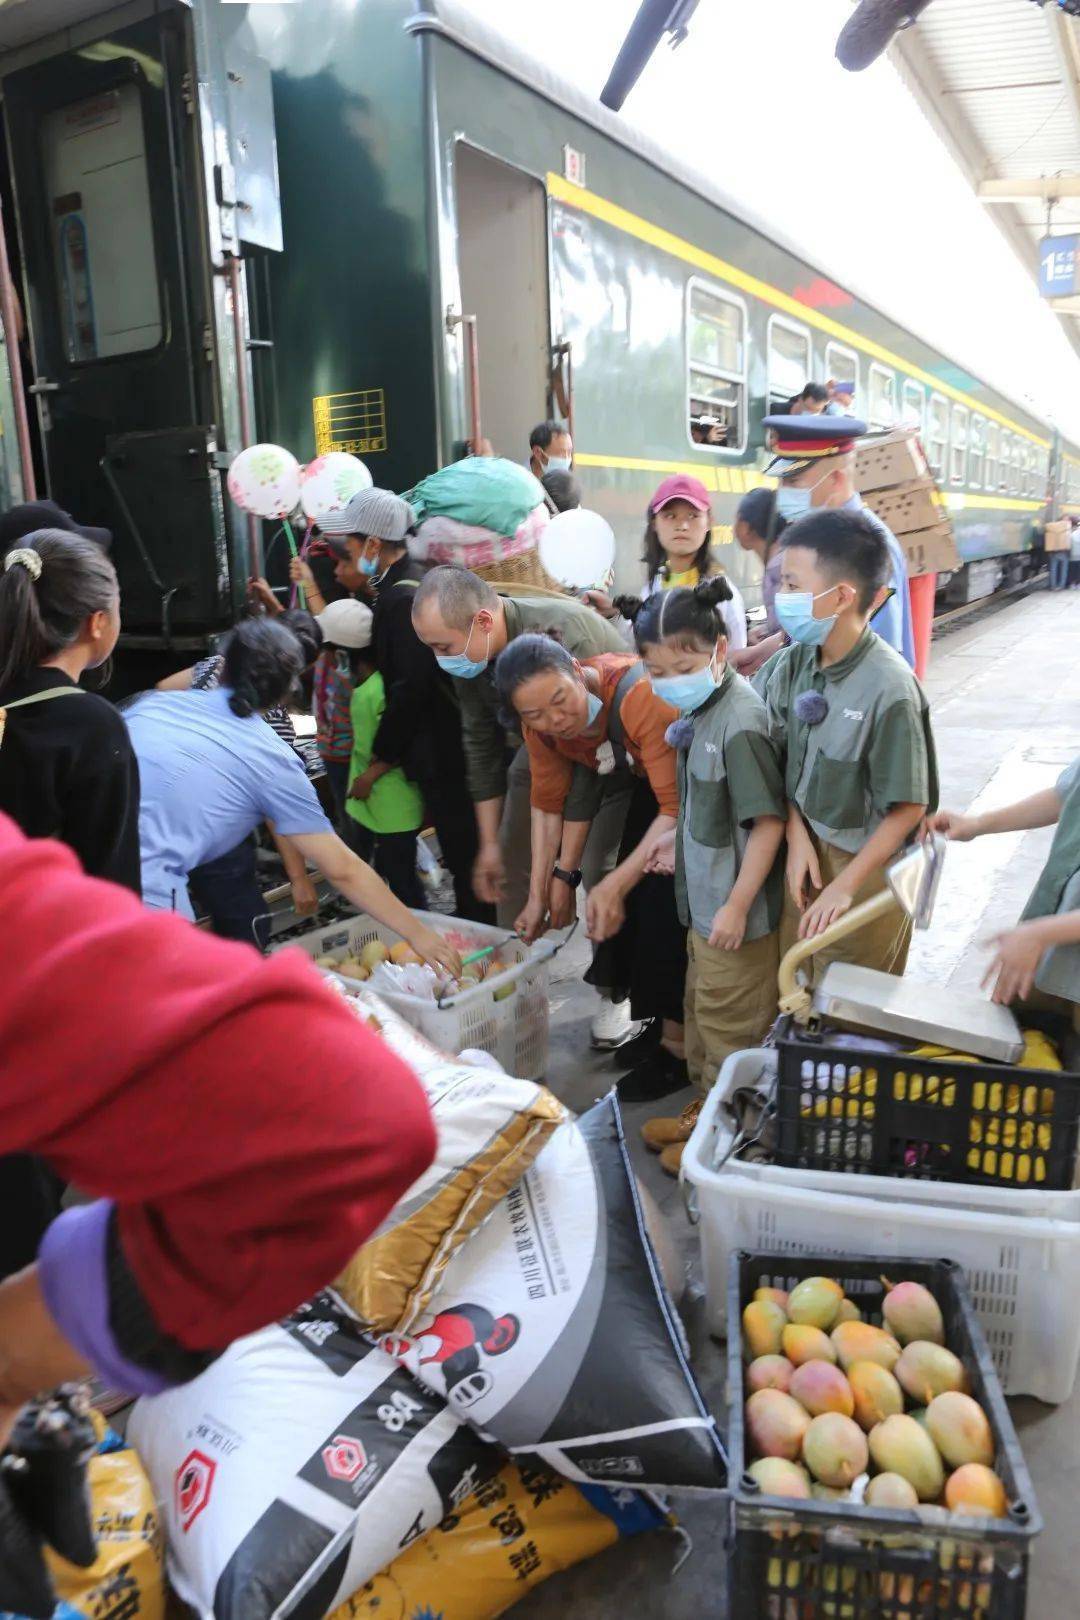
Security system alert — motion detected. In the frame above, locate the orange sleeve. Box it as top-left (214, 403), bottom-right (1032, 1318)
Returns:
top-left (623, 684), bottom-right (680, 817)
top-left (524, 725), bottom-right (576, 813)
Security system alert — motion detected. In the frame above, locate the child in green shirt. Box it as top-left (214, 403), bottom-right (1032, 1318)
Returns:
top-left (319, 601), bottom-right (426, 909)
top-left (754, 506), bottom-right (937, 987)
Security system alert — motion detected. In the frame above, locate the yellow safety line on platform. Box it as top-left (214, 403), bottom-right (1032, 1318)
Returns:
top-left (548, 173), bottom-right (1051, 451)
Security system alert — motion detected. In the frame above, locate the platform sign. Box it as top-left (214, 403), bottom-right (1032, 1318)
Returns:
top-left (1039, 234), bottom-right (1080, 299)
top-left (312, 388), bottom-right (387, 457)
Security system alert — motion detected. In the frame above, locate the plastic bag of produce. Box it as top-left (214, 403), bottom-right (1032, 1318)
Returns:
top-left (331, 1459), bottom-right (671, 1620)
top-left (331, 989), bottom-right (564, 1334)
top-left (404, 457), bottom-right (545, 538)
top-left (408, 515), bottom-right (538, 570)
top-left (6, 1423), bottom-right (166, 1620)
top-left (381, 1093), bottom-right (726, 1491)
top-left (128, 1296), bottom-right (503, 1620)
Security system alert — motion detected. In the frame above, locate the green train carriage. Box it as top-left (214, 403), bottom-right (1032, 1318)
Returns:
top-left (0, 0), bottom-right (1070, 663)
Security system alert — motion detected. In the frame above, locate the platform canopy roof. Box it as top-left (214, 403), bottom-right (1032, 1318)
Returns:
top-left (890, 0), bottom-right (1080, 327)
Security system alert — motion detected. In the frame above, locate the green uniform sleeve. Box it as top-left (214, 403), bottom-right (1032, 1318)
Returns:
top-left (867, 698), bottom-right (932, 810)
top-left (750, 649), bottom-right (790, 746)
top-left (455, 674), bottom-right (510, 802)
top-left (726, 726), bottom-right (787, 827)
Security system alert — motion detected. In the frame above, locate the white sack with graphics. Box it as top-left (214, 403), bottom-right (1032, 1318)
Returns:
top-left (380, 1093), bottom-right (726, 1491)
top-left (128, 1296), bottom-right (501, 1620)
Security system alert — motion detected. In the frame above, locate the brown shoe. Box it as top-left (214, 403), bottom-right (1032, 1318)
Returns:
top-left (659, 1140), bottom-right (687, 1177)
top-left (641, 1097), bottom-right (703, 1153)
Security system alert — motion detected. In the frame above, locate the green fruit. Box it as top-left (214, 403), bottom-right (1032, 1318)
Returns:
top-left (868, 1415), bottom-right (945, 1502)
top-left (787, 1276), bottom-right (845, 1331)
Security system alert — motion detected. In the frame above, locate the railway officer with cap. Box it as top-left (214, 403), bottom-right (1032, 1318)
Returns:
top-left (763, 414), bottom-right (915, 668)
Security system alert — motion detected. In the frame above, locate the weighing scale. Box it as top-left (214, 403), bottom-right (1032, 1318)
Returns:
top-left (778, 837), bottom-right (1025, 1065)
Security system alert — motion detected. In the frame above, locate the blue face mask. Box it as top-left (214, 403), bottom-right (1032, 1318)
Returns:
top-left (434, 616), bottom-right (490, 679)
top-left (776, 469), bottom-right (831, 523)
top-left (584, 691), bottom-right (603, 727)
top-left (651, 658), bottom-right (721, 713)
top-left (775, 486), bottom-right (812, 522)
top-left (775, 589), bottom-right (838, 647)
top-left (359, 555), bottom-right (380, 579)
top-left (544, 454), bottom-right (572, 475)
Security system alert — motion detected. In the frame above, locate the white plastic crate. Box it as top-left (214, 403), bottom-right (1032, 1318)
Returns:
top-left (278, 911), bottom-right (557, 1080)
top-left (683, 1055), bottom-right (1080, 1404)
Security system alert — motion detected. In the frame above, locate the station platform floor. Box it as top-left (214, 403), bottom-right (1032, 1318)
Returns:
top-left (521, 583), bottom-right (1080, 1619)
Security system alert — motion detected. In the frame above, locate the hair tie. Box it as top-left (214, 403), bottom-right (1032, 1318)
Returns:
top-left (5, 547), bottom-right (42, 582)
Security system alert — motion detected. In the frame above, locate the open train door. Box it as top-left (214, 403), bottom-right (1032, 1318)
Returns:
top-left (1, 7), bottom-right (223, 640)
top-left (453, 143), bottom-right (552, 463)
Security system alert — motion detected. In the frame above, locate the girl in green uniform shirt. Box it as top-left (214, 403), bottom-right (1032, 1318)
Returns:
top-left (632, 579), bottom-right (787, 1173)
top-left (931, 761), bottom-right (1080, 1022)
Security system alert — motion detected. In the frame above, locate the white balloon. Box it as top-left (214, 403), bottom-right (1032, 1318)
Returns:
top-left (299, 452), bottom-right (373, 522)
top-left (227, 444), bottom-right (302, 519)
top-left (538, 507), bottom-right (616, 591)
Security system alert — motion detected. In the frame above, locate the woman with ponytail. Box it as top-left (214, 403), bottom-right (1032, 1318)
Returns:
top-left (0, 529), bottom-right (139, 891)
top-left (631, 577), bottom-right (787, 1174)
top-left (124, 618), bottom-right (461, 976)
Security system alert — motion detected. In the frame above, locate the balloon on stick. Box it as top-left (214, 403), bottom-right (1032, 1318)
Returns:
top-left (227, 443), bottom-right (302, 519)
top-left (299, 452), bottom-right (372, 522)
top-left (538, 507), bottom-right (617, 592)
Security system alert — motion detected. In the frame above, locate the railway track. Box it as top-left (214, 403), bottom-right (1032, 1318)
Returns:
top-left (931, 573), bottom-right (1044, 636)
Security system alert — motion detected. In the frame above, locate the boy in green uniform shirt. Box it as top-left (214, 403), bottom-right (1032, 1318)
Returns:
top-left (930, 759), bottom-right (1080, 1025)
top-left (318, 599), bottom-right (426, 909)
top-left (631, 579), bottom-right (787, 1174)
top-left (755, 507), bottom-right (937, 985)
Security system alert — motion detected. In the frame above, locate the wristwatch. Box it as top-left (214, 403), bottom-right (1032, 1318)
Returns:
top-left (552, 865), bottom-right (583, 889)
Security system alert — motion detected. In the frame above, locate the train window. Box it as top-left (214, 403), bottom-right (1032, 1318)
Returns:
top-left (968, 417), bottom-right (986, 489)
top-left (767, 317), bottom-right (811, 413)
top-left (949, 405), bottom-right (968, 485)
top-left (900, 380), bottom-right (925, 430)
top-left (687, 279), bottom-right (745, 451)
top-left (1020, 443), bottom-right (1032, 497)
top-left (926, 395), bottom-right (948, 479)
top-left (1009, 438), bottom-right (1022, 495)
top-left (998, 432), bottom-right (1011, 492)
top-left (985, 423), bottom-right (1000, 491)
top-left (824, 341), bottom-right (859, 401)
top-left (867, 364), bottom-right (896, 428)
top-left (41, 84), bottom-right (163, 362)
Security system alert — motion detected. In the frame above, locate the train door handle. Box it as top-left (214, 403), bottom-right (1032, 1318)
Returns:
top-left (28, 379), bottom-right (60, 395)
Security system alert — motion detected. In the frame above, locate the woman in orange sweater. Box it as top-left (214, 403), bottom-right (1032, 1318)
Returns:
top-left (494, 633), bottom-right (686, 1100)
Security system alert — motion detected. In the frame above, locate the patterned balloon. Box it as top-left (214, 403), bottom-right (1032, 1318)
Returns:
top-left (299, 452), bottom-right (373, 521)
top-left (227, 443), bottom-right (302, 518)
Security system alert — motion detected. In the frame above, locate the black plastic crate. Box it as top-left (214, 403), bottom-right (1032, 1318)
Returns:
top-left (773, 1013), bottom-right (1080, 1189)
top-left (727, 1252), bottom-right (1041, 1620)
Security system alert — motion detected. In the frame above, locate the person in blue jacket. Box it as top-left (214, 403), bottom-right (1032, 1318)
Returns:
top-left (763, 414), bottom-right (915, 669)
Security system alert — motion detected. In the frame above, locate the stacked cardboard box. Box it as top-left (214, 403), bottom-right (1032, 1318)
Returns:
top-left (1044, 519), bottom-right (1071, 553)
top-left (855, 428), bottom-right (960, 578)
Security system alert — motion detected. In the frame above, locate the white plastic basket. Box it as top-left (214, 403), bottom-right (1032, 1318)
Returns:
top-left (278, 911), bottom-right (556, 1080)
top-left (683, 1053), bottom-right (1080, 1404)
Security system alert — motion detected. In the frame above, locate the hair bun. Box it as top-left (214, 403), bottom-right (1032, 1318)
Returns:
top-left (694, 574), bottom-right (733, 607)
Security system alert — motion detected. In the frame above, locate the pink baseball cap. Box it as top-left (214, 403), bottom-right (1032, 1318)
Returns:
top-left (649, 474), bottom-right (711, 514)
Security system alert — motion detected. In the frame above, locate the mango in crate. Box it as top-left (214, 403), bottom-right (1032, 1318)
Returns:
top-left (359, 940), bottom-right (391, 971)
top-left (787, 1275), bottom-right (844, 1330)
top-left (895, 1341), bottom-right (966, 1405)
top-left (746, 1457), bottom-right (810, 1500)
top-left (747, 1355), bottom-right (793, 1394)
top-left (389, 940), bottom-right (422, 965)
top-left (868, 1414), bottom-right (944, 1501)
top-left (802, 1413), bottom-right (867, 1488)
top-left (743, 1299), bottom-right (787, 1358)
top-left (882, 1279), bottom-right (944, 1347)
top-left (788, 1361), bottom-right (852, 1418)
top-left (849, 1361), bottom-right (903, 1431)
top-left (336, 957), bottom-right (370, 982)
top-left (831, 1320), bottom-right (901, 1373)
top-left (925, 1392), bottom-right (993, 1469)
top-left (945, 1463), bottom-right (1007, 1520)
top-left (745, 1388), bottom-right (810, 1461)
top-left (782, 1324), bottom-right (836, 1366)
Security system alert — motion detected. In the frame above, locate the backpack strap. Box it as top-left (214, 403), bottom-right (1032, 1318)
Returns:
top-left (0, 684), bottom-right (86, 748)
top-left (606, 662), bottom-right (647, 771)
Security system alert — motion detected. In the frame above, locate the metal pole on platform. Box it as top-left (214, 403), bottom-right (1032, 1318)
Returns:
top-left (226, 251), bottom-right (260, 578)
top-left (0, 189), bottom-right (36, 502)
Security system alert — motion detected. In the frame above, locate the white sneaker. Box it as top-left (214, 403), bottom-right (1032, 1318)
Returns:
top-left (590, 997), bottom-right (642, 1050)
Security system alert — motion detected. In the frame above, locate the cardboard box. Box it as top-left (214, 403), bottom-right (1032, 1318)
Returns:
top-left (1045, 520), bottom-right (1071, 553)
top-left (900, 522), bottom-right (960, 578)
top-left (863, 477), bottom-right (944, 536)
top-left (855, 429), bottom-right (929, 492)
